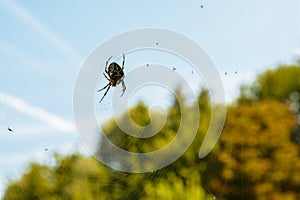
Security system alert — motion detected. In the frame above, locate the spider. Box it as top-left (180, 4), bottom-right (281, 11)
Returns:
top-left (98, 54), bottom-right (126, 102)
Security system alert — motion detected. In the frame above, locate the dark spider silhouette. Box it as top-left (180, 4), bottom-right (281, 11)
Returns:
top-left (98, 54), bottom-right (126, 102)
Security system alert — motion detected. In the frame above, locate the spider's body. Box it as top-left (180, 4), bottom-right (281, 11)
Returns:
top-left (107, 62), bottom-right (124, 86)
top-left (98, 54), bottom-right (126, 102)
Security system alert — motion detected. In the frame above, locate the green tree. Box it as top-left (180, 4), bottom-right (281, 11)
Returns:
top-left (5, 65), bottom-right (300, 200)
top-left (95, 89), bottom-right (214, 199)
top-left (3, 164), bottom-right (53, 200)
top-left (239, 65), bottom-right (300, 108)
top-left (3, 155), bottom-right (112, 200)
top-left (4, 89), bottom-right (216, 200)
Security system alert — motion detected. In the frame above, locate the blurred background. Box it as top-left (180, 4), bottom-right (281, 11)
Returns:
top-left (1, 0), bottom-right (300, 199)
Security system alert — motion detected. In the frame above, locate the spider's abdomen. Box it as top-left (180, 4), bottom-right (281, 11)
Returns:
top-left (108, 62), bottom-right (124, 81)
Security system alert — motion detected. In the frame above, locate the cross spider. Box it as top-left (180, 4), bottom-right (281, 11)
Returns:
top-left (98, 54), bottom-right (126, 102)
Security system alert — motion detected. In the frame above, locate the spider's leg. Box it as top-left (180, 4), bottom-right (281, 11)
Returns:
top-left (105, 56), bottom-right (113, 74)
top-left (106, 56), bottom-right (113, 68)
top-left (120, 80), bottom-right (126, 97)
top-left (100, 85), bottom-right (111, 103)
top-left (97, 83), bottom-right (110, 92)
top-left (103, 72), bottom-right (110, 81)
top-left (122, 53), bottom-right (125, 70)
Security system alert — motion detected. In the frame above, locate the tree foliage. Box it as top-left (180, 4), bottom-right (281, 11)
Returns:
top-left (3, 64), bottom-right (300, 200)
top-left (239, 65), bottom-right (300, 106)
top-left (3, 90), bottom-right (215, 200)
top-left (206, 100), bottom-right (300, 200)
top-left (3, 155), bottom-right (113, 200)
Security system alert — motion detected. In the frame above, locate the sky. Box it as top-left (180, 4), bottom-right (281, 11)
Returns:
top-left (0, 0), bottom-right (300, 198)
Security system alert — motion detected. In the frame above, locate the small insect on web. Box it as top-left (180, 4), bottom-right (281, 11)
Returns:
top-left (98, 54), bottom-right (126, 103)
top-left (7, 126), bottom-right (13, 133)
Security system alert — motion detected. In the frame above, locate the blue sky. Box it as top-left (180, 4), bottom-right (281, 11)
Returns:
top-left (0, 0), bottom-right (300, 197)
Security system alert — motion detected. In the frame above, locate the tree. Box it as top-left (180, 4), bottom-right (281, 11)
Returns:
top-left (95, 89), bottom-right (214, 199)
top-left (238, 64), bottom-right (300, 144)
top-left (4, 64), bottom-right (300, 199)
top-left (3, 164), bottom-right (53, 200)
top-left (238, 65), bottom-right (300, 110)
top-left (3, 89), bottom-right (215, 200)
top-left (205, 100), bottom-right (300, 200)
top-left (3, 155), bottom-right (112, 200)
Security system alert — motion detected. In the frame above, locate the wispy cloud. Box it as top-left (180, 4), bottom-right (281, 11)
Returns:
top-left (0, 92), bottom-right (74, 133)
top-left (0, 39), bottom-right (51, 69)
top-left (0, 0), bottom-right (83, 65)
top-left (0, 40), bottom-right (72, 85)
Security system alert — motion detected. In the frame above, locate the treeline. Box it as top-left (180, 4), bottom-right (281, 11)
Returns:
top-left (3, 64), bottom-right (300, 200)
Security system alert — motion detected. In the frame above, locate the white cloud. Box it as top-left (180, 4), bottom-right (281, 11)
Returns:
top-left (0, 0), bottom-right (83, 65)
top-left (0, 92), bottom-right (74, 133)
